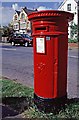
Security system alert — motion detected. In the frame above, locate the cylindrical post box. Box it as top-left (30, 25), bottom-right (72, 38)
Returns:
top-left (28, 10), bottom-right (74, 112)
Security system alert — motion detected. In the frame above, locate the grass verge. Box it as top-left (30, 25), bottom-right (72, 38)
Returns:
top-left (0, 77), bottom-right (33, 97)
top-left (1, 78), bottom-right (79, 119)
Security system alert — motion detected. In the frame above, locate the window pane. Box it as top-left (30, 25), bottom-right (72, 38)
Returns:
top-left (67, 4), bottom-right (71, 11)
top-left (21, 13), bottom-right (25, 19)
top-left (15, 15), bottom-right (17, 20)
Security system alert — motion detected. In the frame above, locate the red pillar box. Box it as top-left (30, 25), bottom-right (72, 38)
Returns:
top-left (28, 10), bottom-right (74, 112)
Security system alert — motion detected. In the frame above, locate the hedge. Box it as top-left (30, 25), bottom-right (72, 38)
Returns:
top-left (68, 38), bottom-right (78, 43)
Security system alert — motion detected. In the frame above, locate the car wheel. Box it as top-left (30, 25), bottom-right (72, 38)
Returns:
top-left (11, 42), bottom-right (15, 46)
top-left (24, 42), bottom-right (28, 47)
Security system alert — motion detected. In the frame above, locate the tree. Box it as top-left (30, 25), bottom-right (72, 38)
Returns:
top-left (2, 23), bottom-right (14, 37)
top-left (70, 22), bottom-right (78, 40)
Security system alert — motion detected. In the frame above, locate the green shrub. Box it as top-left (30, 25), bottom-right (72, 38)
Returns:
top-left (68, 38), bottom-right (78, 43)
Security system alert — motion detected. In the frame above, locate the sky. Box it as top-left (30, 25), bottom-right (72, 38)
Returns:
top-left (0, 0), bottom-right (63, 26)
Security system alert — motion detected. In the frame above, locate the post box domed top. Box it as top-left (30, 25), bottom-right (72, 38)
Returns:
top-left (28, 10), bottom-right (74, 22)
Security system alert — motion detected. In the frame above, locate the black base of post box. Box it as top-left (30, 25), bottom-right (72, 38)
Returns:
top-left (34, 93), bottom-right (67, 113)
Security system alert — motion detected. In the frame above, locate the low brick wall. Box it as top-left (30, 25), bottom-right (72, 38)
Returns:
top-left (68, 43), bottom-right (79, 48)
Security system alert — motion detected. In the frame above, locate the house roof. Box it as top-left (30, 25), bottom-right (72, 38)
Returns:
top-left (22, 7), bottom-right (37, 15)
top-left (15, 10), bottom-right (20, 15)
top-left (74, 0), bottom-right (78, 3)
top-left (58, 0), bottom-right (78, 9)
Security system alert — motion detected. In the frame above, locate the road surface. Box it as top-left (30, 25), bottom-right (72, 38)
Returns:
top-left (0, 43), bottom-right (79, 98)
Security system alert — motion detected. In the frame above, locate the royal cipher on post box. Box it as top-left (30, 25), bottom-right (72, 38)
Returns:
top-left (28, 10), bottom-right (74, 111)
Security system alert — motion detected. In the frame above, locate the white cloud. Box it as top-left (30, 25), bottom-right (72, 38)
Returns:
top-left (12, 3), bottom-right (19, 10)
top-left (0, 3), bottom-right (22, 26)
top-left (37, 6), bottom-right (52, 11)
top-left (1, 6), bottom-right (15, 26)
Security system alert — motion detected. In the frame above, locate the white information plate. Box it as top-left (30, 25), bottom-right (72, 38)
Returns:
top-left (36, 38), bottom-right (45, 53)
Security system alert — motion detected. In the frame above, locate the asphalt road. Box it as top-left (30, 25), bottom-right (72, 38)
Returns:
top-left (1, 43), bottom-right (34, 87)
top-left (68, 48), bottom-right (79, 98)
top-left (0, 43), bottom-right (79, 98)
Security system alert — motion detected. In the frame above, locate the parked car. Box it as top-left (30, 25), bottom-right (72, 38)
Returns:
top-left (8, 34), bottom-right (33, 47)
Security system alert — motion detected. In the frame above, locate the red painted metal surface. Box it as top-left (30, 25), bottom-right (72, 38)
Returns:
top-left (28, 10), bottom-right (74, 99)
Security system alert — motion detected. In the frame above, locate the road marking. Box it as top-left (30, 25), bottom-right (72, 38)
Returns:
top-left (68, 55), bottom-right (79, 59)
top-left (2, 48), bottom-right (16, 51)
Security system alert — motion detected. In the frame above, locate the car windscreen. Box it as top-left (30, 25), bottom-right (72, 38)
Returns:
top-left (15, 34), bottom-right (32, 40)
top-left (22, 34), bottom-right (32, 40)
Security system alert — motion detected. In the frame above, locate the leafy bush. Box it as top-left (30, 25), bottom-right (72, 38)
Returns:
top-left (70, 22), bottom-right (78, 40)
top-left (68, 38), bottom-right (78, 43)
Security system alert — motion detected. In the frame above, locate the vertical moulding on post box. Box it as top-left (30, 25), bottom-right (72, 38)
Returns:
top-left (28, 10), bottom-right (74, 113)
